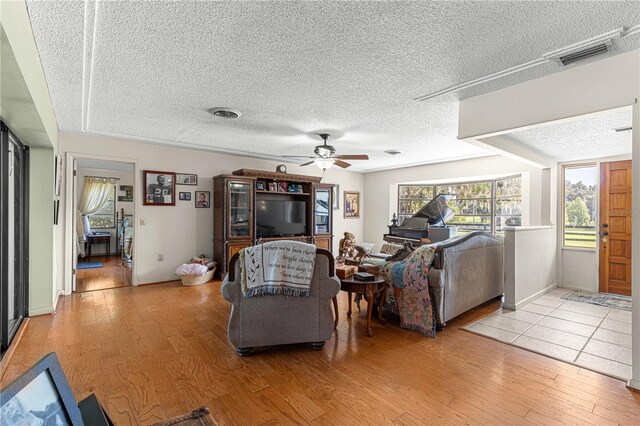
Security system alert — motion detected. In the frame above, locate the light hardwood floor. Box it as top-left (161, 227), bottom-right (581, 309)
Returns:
top-left (2, 280), bottom-right (639, 425)
top-left (76, 255), bottom-right (132, 293)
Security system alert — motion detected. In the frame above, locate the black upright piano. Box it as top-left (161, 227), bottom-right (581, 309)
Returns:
top-left (384, 194), bottom-right (457, 245)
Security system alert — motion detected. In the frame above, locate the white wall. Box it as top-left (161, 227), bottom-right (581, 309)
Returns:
top-left (76, 167), bottom-right (134, 255)
top-left (2, 1), bottom-right (60, 316)
top-left (503, 226), bottom-right (557, 310)
top-left (29, 148), bottom-right (56, 315)
top-left (362, 155), bottom-right (551, 249)
top-left (57, 132), bottom-right (364, 292)
top-left (459, 50), bottom-right (640, 139)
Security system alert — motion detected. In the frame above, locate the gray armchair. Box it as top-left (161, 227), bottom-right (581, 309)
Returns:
top-left (221, 248), bottom-right (340, 356)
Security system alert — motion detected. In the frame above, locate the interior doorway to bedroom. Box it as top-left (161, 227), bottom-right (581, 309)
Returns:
top-left (73, 158), bottom-right (135, 293)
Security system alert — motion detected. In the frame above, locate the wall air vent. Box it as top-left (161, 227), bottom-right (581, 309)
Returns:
top-left (558, 44), bottom-right (610, 66)
top-left (208, 107), bottom-right (241, 119)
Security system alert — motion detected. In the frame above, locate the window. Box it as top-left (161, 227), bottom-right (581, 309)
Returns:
top-left (437, 182), bottom-right (492, 234)
top-left (563, 165), bottom-right (596, 248)
top-left (397, 175), bottom-right (521, 234)
top-left (494, 176), bottom-right (522, 234)
top-left (397, 185), bottom-right (435, 224)
top-left (88, 184), bottom-right (116, 228)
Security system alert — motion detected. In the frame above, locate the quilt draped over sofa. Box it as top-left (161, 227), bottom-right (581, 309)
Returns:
top-left (380, 245), bottom-right (436, 337)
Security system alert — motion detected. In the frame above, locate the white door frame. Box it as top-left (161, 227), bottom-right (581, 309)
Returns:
top-left (63, 151), bottom-right (140, 295)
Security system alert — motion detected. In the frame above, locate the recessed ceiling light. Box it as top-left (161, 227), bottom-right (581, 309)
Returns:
top-left (384, 149), bottom-right (403, 156)
top-left (613, 126), bottom-right (632, 132)
top-left (208, 107), bottom-right (242, 119)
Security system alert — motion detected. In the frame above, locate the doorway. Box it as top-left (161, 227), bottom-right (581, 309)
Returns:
top-left (73, 158), bottom-right (135, 293)
top-left (599, 160), bottom-right (632, 296)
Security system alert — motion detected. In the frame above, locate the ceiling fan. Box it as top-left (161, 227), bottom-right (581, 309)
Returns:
top-left (282, 134), bottom-right (369, 169)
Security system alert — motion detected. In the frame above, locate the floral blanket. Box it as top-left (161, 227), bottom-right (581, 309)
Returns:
top-left (380, 245), bottom-right (436, 337)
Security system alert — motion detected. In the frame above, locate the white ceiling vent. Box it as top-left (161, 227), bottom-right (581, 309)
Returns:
top-left (208, 107), bottom-right (241, 119)
top-left (558, 43), bottom-right (610, 66)
top-left (613, 126), bottom-right (632, 133)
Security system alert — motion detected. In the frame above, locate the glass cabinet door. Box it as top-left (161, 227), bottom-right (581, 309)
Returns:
top-left (228, 181), bottom-right (252, 238)
top-left (314, 188), bottom-right (331, 235)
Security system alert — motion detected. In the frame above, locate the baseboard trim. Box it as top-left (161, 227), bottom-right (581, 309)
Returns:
top-left (0, 318), bottom-right (29, 381)
top-left (134, 276), bottom-right (180, 286)
top-left (29, 306), bottom-right (55, 316)
top-left (627, 379), bottom-right (640, 392)
top-left (503, 283), bottom-right (558, 311)
top-left (52, 290), bottom-right (64, 314)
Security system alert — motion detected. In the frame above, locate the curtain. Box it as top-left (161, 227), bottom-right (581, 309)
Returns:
top-left (76, 177), bottom-right (117, 257)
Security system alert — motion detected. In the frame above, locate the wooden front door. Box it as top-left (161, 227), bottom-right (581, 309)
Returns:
top-left (599, 160), bottom-right (632, 296)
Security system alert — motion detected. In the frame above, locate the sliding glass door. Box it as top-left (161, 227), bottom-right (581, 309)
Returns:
top-left (1, 122), bottom-right (29, 355)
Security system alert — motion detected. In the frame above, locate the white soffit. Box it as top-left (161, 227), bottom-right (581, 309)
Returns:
top-left (507, 108), bottom-right (633, 162)
top-left (76, 158), bottom-right (134, 172)
top-left (26, 1), bottom-right (640, 172)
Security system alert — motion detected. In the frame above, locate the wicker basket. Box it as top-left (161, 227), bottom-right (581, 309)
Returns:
top-left (180, 267), bottom-right (216, 286)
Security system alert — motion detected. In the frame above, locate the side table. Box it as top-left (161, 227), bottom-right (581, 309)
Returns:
top-left (87, 234), bottom-right (110, 261)
top-left (339, 275), bottom-right (387, 337)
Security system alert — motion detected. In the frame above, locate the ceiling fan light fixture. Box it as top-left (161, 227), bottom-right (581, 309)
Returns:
top-left (314, 145), bottom-right (335, 157)
top-left (315, 158), bottom-right (334, 170)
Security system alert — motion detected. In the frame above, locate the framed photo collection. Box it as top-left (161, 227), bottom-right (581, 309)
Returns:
top-left (175, 173), bottom-right (198, 186)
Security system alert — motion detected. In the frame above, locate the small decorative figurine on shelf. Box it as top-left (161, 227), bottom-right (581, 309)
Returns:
top-left (338, 232), bottom-right (357, 262)
top-left (390, 213), bottom-right (399, 227)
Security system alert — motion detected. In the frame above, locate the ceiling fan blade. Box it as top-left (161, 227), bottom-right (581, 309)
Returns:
top-left (331, 155), bottom-right (369, 160)
top-left (282, 155), bottom-right (317, 159)
top-left (333, 160), bottom-right (352, 169)
top-left (299, 160), bottom-right (316, 167)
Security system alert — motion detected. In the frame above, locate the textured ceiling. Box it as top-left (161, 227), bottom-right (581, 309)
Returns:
top-left (26, 1), bottom-right (640, 172)
top-left (507, 108), bottom-right (633, 162)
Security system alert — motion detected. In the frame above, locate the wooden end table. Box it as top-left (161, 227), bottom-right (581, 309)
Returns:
top-left (87, 234), bottom-right (110, 261)
top-left (339, 275), bottom-right (387, 337)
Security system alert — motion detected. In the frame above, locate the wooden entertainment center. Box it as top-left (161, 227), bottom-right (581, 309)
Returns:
top-left (213, 168), bottom-right (334, 276)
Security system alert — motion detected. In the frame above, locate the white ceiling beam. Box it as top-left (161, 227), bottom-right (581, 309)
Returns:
top-left (462, 135), bottom-right (554, 169)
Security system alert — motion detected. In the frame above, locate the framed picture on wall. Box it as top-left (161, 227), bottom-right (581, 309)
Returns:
top-left (344, 191), bottom-right (360, 218)
top-left (176, 173), bottom-right (198, 186)
top-left (143, 170), bottom-right (175, 206)
top-left (179, 192), bottom-right (191, 201)
top-left (195, 191), bottom-right (210, 208)
top-left (118, 185), bottom-right (133, 202)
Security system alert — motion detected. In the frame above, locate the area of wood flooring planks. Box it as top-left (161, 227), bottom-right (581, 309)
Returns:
top-left (2, 280), bottom-right (638, 425)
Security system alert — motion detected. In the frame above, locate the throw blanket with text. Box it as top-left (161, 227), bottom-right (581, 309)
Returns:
top-left (240, 241), bottom-right (317, 298)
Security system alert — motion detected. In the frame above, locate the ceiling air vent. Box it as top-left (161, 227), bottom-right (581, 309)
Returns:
top-left (613, 126), bottom-right (632, 133)
top-left (208, 107), bottom-right (241, 119)
top-left (558, 44), bottom-right (609, 66)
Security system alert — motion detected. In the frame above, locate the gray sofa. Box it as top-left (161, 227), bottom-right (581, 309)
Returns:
top-left (221, 248), bottom-right (340, 355)
top-left (428, 231), bottom-right (504, 329)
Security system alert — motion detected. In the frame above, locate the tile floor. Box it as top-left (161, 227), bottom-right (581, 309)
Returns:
top-left (464, 288), bottom-right (633, 380)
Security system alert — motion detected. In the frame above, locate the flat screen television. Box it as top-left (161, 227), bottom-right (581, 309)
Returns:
top-left (256, 199), bottom-right (307, 237)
